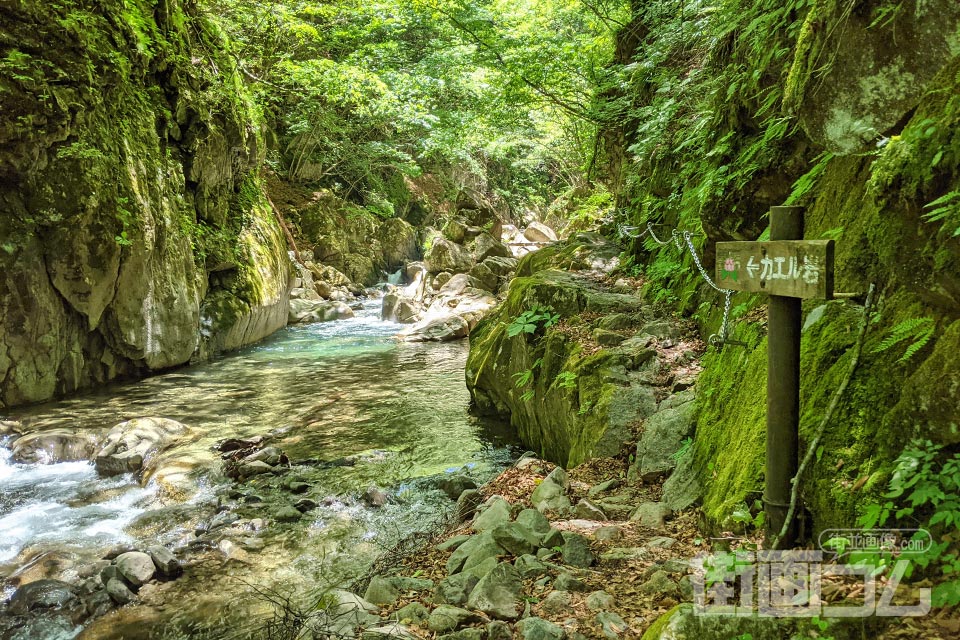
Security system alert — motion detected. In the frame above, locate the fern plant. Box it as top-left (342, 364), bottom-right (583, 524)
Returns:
top-left (872, 317), bottom-right (935, 363)
top-left (513, 358), bottom-right (543, 403)
top-left (553, 371), bottom-right (577, 390)
top-left (922, 190), bottom-right (960, 238)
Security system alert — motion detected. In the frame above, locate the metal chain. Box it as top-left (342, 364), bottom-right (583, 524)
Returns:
top-left (709, 290), bottom-right (733, 347)
top-left (682, 231), bottom-right (725, 292)
top-left (681, 231), bottom-right (735, 346)
top-left (646, 222), bottom-right (676, 246)
top-left (618, 224), bottom-right (645, 239)
top-left (619, 222), bottom-right (738, 348)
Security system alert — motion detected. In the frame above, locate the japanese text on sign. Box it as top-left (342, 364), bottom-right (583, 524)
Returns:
top-left (715, 239), bottom-right (834, 299)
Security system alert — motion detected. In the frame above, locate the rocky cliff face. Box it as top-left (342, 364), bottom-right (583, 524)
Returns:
top-left (0, 0), bottom-right (291, 408)
top-left (607, 0), bottom-right (960, 533)
top-left (466, 236), bottom-right (679, 467)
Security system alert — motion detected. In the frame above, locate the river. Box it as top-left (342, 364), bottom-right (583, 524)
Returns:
top-left (0, 299), bottom-right (517, 638)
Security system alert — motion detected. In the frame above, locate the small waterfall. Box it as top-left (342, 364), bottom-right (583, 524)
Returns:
top-left (386, 268), bottom-right (403, 285)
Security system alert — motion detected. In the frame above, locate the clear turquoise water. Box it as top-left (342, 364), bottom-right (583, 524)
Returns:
top-left (0, 300), bottom-right (516, 634)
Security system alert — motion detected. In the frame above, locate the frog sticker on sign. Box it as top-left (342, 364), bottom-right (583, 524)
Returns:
top-left (715, 239), bottom-right (835, 299)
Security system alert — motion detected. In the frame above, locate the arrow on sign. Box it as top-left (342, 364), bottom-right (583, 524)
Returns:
top-left (747, 255), bottom-right (759, 279)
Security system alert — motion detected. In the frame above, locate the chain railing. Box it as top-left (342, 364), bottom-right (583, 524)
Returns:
top-left (619, 222), bottom-right (737, 347)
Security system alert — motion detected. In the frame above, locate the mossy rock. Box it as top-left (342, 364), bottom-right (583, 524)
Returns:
top-left (466, 245), bottom-right (650, 466)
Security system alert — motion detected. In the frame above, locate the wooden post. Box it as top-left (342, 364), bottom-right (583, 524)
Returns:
top-left (765, 206), bottom-right (802, 546)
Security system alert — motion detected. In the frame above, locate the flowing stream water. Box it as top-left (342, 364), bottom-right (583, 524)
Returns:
top-left (0, 299), bottom-right (517, 638)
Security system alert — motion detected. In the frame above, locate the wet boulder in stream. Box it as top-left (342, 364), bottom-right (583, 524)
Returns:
top-left (11, 430), bottom-right (101, 464)
top-left (114, 552), bottom-right (155, 587)
top-left (8, 579), bottom-right (79, 616)
top-left (288, 298), bottom-right (356, 324)
top-left (94, 418), bottom-right (188, 478)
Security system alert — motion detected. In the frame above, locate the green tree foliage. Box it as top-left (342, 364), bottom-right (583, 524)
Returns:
top-left (203, 0), bottom-right (629, 214)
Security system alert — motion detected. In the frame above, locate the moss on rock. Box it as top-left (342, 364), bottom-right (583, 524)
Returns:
top-left (0, 0), bottom-right (291, 408)
top-left (466, 239), bottom-right (649, 467)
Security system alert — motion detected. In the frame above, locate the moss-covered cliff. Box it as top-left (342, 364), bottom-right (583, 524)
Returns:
top-left (607, 0), bottom-right (960, 533)
top-left (466, 236), bottom-right (674, 468)
top-left (0, 0), bottom-right (291, 408)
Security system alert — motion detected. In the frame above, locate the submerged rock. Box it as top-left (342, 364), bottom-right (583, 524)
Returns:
top-left (8, 580), bottom-right (78, 616)
top-left (363, 486), bottom-right (389, 507)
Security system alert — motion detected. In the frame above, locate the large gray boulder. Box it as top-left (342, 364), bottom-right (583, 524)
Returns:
top-left (471, 497), bottom-right (512, 532)
top-left (791, 1), bottom-right (960, 155)
top-left (660, 447), bottom-right (703, 511)
top-left (490, 522), bottom-right (540, 557)
top-left (530, 467), bottom-right (569, 508)
top-left (516, 617), bottom-right (565, 640)
top-left (381, 292), bottom-right (421, 323)
top-left (288, 299), bottom-right (355, 324)
top-left (11, 430), bottom-right (100, 464)
top-left (522, 222), bottom-right (558, 243)
top-left (468, 262), bottom-right (499, 293)
top-left (446, 531), bottom-right (506, 575)
top-left (481, 255), bottom-right (518, 277)
top-left (466, 562), bottom-right (523, 620)
top-left (94, 418), bottom-right (188, 477)
top-left (561, 533), bottom-right (595, 568)
top-left (427, 605), bottom-right (480, 633)
top-left (469, 232), bottom-right (511, 262)
top-left (425, 237), bottom-right (474, 274)
top-left (435, 572), bottom-right (480, 606)
top-left (401, 315), bottom-right (469, 342)
top-left (147, 545), bottom-right (181, 577)
top-left (634, 393), bottom-right (696, 480)
top-left (114, 551), bottom-right (156, 587)
top-left (106, 578), bottom-right (136, 604)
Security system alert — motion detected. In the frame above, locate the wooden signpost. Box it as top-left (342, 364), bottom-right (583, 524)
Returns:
top-left (715, 206), bottom-right (834, 547)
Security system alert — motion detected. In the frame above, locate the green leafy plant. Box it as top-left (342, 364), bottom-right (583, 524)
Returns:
top-left (507, 305), bottom-right (560, 337)
top-left (730, 499), bottom-right (765, 529)
top-left (513, 358), bottom-right (543, 403)
top-left (671, 436), bottom-right (693, 462)
top-left (856, 440), bottom-right (960, 607)
top-left (56, 140), bottom-right (106, 162)
top-left (872, 317), bottom-right (935, 363)
top-left (114, 197), bottom-right (135, 247)
top-left (922, 190), bottom-right (960, 238)
top-left (553, 371), bottom-right (577, 390)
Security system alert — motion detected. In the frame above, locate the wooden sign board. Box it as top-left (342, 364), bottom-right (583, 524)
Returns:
top-left (715, 239), bottom-right (834, 299)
